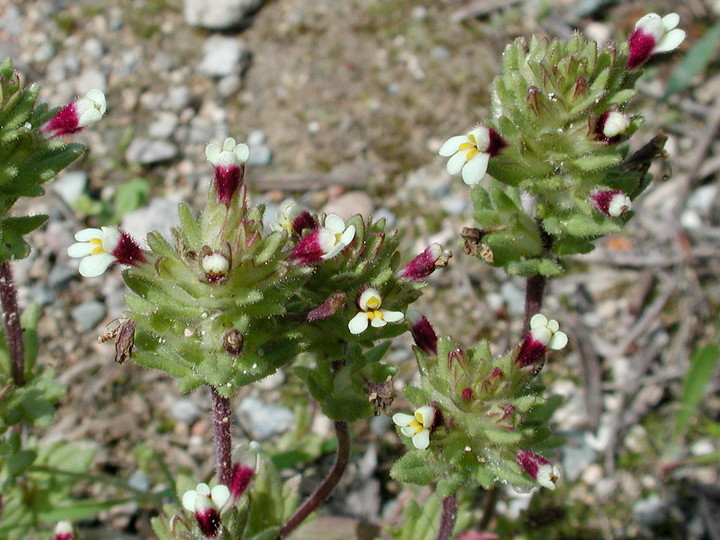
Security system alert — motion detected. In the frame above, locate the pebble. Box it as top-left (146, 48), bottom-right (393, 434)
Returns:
top-left (44, 220), bottom-right (76, 255)
top-left (373, 207), bottom-right (396, 227)
top-left (499, 281), bottom-right (525, 316)
top-left (440, 194), bottom-right (469, 216)
top-left (165, 86), bottom-right (192, 111)
top-left (71, 301), bottom-right (107, 331)
top-left (168, 397), bottom-right (201, 424)
top-left (47, 265), bottom-right (77, 290)
top-left (217, 74), bottom-right (242, 97)
top-left (238, 396), bottom-right (294, 440)
top-left (369, 414), bottom-right (391, 437)
top-left (82, 37), bottom-right (105, 59)
top-left (121, 197), bottom-right (183, 241)
top-left (561, 431), bottom-right (597, 482)
top-left (127, 470), bottom-right (151, 492)
top-left (197, 36), bottom-right (250, 78)
top-left (74, 68), bottom-right (107, 93)
top-left (681, 184), bottom-right (718, 229)
top-left (247, 129), bottom-right (266, 146)
top-left (53, 170), bottom-right (87, 206)
top-left (125, 138), bottom-right (178, 164)
top-left (322, 191), bottom-right (374, 220)
top-left (148, 112), bottom-right (179, 139)
top-left (184, 0), bottom-right (266, 29)
top-left (632, 494), bottom-right (668, 527)
top-left (246, 144), bottom-right (273, 167)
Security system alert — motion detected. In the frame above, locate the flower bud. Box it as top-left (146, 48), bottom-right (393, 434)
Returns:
top-left (223, 328), bottom-right (244, 356)
top-left (516, 450), bottom-right (561, 490)
top-left (516, 314), bottom-right (568, 368)
top-left (201, 251), bottom-right (231, 283)
top-left (407, 310), bottom-right (438, 355)
top-left (229, 462), bottom-right (254, 501)
top-left (589, 189), bottom-right (632, 218)
top-left (54, 521), bottom-right (74, 540)
top-left (398, 243), bottom-right (451, 281)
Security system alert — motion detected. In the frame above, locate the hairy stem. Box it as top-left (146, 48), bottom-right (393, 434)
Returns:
top-left (0, 262), bottom-right (25, 386)
top-left (279, 421), bottom-right (350, 539)
top-left (436, 494), bottom-right (458, 540)
top-left (210, 386), bottom-right (232, 485)
top-left (523, 273), bottom-right (546, 330)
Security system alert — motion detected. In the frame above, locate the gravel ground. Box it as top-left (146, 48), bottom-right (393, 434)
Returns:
top-left (2, 0), bottom-right (720, 538)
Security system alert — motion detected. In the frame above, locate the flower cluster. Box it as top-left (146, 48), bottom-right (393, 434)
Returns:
top-left (291, 214), bottom-right (356, 264)
top-left (516, 314), bottom-right (568, 368)
top-left (392, 405), bottom-right (438, 450)
top-left (205, 138), bottom-right (250, 206)
top-left (516, 450), bottom-right (561, 490)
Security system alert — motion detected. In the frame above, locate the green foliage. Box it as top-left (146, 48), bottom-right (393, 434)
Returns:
top-left (666, 19), bottom-right (720, 96)
top-left (0, 59), bottom-right (85, 263)
top-left (388, 491), bottom-right (474, 540)
top-left (391, 337), bottom-right (559, 492)
top-left (672, 343), bottom-right (720, 442)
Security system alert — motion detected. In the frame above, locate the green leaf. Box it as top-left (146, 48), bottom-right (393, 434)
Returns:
top-left (666, 20), bottom-right (720, 97)
top-left (390, 450), bottom-right (436, 485)
top-left (6, 449), bottom-right (36, 477)
top-left (113, 177), bottom-right (150, 222)
top-left (673, 344), bottom-right (720, 441)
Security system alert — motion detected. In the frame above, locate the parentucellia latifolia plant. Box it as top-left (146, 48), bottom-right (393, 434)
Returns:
top-left (0, 10), bottom-right (685, 540)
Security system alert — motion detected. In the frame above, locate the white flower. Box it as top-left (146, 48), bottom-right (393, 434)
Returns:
top-left (205, 137), bottom-right (250, 168)
top-left (635, 13), bottom-right (686, 54)
top-left (181, 483), bottom-right (231, 513)
top-left (529, 314), bottom-right (568, 350)
top-left (67, 227), bottom-right (122, 277)
top-left (392, 405), bottom-right (436, 450)
top-left (536, 462), bottom-right (562, 490)
top-left (54, 521), bottom-right (74, 540)
top-left (348, 287), bottom-right (404, 334)
top-left (438, 126), bottom-right (506, 185)
top-left (75, 89), bottom-right (106, 128)
top-left (317, 214), bottom-right (356, 259)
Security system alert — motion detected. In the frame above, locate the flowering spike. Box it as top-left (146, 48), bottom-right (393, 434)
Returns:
top-left (516, 314), bottom-right (568, 367)
top-left (589, 189), bottom-right (632, 217)
top-left (54, 521), bottom-right (74, 540)
top-left (407, 310), bottom-right (438, 355)
top-left (627, 13), bottom-right (686, 69)
top-left (398, 243), bottom-right (451, 281)
top-left (291, 214), bottom-right (355, 265)
top-left (43, 89), bottom-right (106, 137)
top-left (348, 287), bottom-right (404, 334)
top-left (67, 227), bottom-right (146, 277)
top-left (205, 138), bottom-right (250, 206)
top-left (439, 126), bottom-right (507, 185)
top-left (392, 405), bottom-right (439, 450)
top-left (516, 450), bottom-right (561, 490)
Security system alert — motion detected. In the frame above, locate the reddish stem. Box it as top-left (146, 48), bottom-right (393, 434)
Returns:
top-left (0, 262), bottom-right (25, 386)
top-left (279, 421), bottom-right (350, 539)
top-left (436, 494), bottom-right (458, 540)
top-left (523, 274), bottom-right (546, 330)
top-left (210, 386), bottom-right (232, 485)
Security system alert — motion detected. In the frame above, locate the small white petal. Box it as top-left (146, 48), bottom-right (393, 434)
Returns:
top-left (74, 228), bottom-right (103, 241)
top-left (182, 490), bottom-right (198, 511)
top-left (529, 313), bottom-right (548, 329)
top-left (67, 242), bottom-right (95, 258)
top-left (233, 143), bottom-right (250, 162)
top-left (211, 485), bottom-right (230, 509)
top-left (100, 226), bottom-right (121, 252)
top-left (206, 143), bottom-right (221, 163)
top-left (548, 331), bottom-right (568, 351)
top-left (412, 429), bottom-right (430, 449)
top-left (608, 194), bottom-right (632, 217)
top-left (415, 405), bottom-right (436, 427)
top-left (461, 152), bottom-right (490, 185)
top-left (338, 225), bottom-right (356, 247)
top-left (661, 13), bottom-right (680, 31)
top-left (446, 151), bottom-right (467, 175)
top-left (77, 107), bottom-right (103, 127)
top-left (655, 29), bottom-right (686, 53)
top-left (531, 326), bottom-right (553, 346)
top-left (324, 214), bottom-right (346, 233)
top-left (468, 126), bottom-right (490, 151)
top-left (381, 310), bottom-right (404, 323)
top-left (400, 425), bottom-right (419, 437)
top-left (546, 319), bottom-right (559, 333)
top-left (438, 135), bottom-right (469, 156)
top-left (392, 413), bottom-right (415, 427)
top-left (536, 464), bottom-right (560, 490)
top-left (222, 137), bottom-right (237, 152)
top-left (635, 13), bottom-right (663, 37)
top-left (78, 253), bottom-right (115, 277)
top-left (358, 288), bottom-right (381, 311)
top-left (348, 312), bottom-right (369, 334)
top-left (84, 89), bottom-right (106, 114)
top-left (195, 483), bottom-right (211, 496)
top-left (370, 316), bottom-right (387, 328)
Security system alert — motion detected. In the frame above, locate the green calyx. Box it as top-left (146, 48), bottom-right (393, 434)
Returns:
top-left (391, 337), bottom-right (560, 494)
